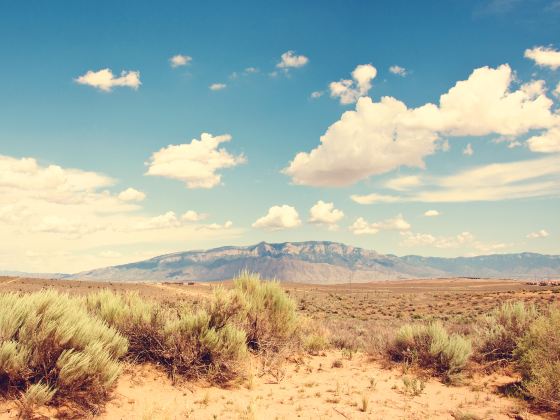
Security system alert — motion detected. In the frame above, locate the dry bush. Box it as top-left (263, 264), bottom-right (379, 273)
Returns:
top-left (163, 309), bottom-right (247, 383)
top-left (232, 271), bottom-right (299, 353)
top-left (0, 290), bottom-right (127, 412)
top-left (87, 288), bottom-right (248, 384)
top-left (86, 290), bottom-right (167, 362)
top-left (475, 301), bottom-right (538, 362)
top-left (515, 306), bottom-right (560, 412)
top-left (298, 318), bottom-right (330, 355)
top-left (388, 321), bottom-right (472, 378)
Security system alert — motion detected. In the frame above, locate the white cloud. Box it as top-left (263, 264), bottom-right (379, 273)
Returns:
top-left (75, 68), bottom-right (141, 92)
top-left (170, 54), bottom-right (192, 68)
top-left (493, 136), bottom-right (522, 149)
top-left (210, 83), bottom-right (227, 91)
top-left (463, 143), bottom-right (474, 156)
top-left (424, 210), bottom-right (440, 217)
top-left (308, 201), bottom-right (344, 229)
top-left (252, 205), bottom-right (301, 231)
top-left (400, 230), bottom-right (507, 253)
top-left (525, 46), bottom-right (560, 70)
top-left (0, 155), bottom-right (243, 272)
top-left (555, 82), bottom-right (560, 97)
top-left (310, 91), bottom-right (324, 99)
top-left (350, 193), bottom-right (401, 204)
top-left (527, 229), bottom-right (549, 239)
top-left (385, 175), bottom-right (421, 191)
top-left (145, 133), bottom-right (246, 189)
top-left (118, 188), bottom-right (146, 202)
top-left (131, 211), bottom-right (181, 230)
top-left (389, 65), bottom-right (407, 76)
top-left (527, 127), bottom-right (560, 153)
top-left (349, 214), bottom-right (410, 235)
top-left (329, 64), bottom-right (377, 105)
top-left (284, 64), bottom-right (558, 187)
top-left (181, 210), bottom-right (206, 222)
top-left (354, 155), bottom-right (560, 203)
top-left (277, 51), bottom-right (309, 69)
top-left (244, 67), bottom-right (259, 74)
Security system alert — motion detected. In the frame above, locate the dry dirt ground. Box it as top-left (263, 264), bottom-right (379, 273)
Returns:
top-left (0, 276), bottom-right (558, 419)
top-left (0, 352), bottom-right (542, 420)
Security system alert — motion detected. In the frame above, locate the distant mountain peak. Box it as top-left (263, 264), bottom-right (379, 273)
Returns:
top-left (62, 240), bottom-right (560, 284)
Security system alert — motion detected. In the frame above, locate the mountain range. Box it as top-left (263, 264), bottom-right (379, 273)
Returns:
top-left (16, 241), bottom-right (554, 284)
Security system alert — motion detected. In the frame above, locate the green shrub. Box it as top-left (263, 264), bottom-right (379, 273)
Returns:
top-left (388, 321), bottom-right (472, 377)
top-left (476, 301), bottom-right (538, 362)
top-left (163, 310), bottom-right (247, 383)
top-left (86, 290), bottom-right (166, 362)
top-left (0, 290), bottom-right (127, 411)
top-left (232, 271), bottom-right (299, 353)
top-left (87, 288), bottom-right (247, 384)
top-left (515, 307), bottom-right (560, 412)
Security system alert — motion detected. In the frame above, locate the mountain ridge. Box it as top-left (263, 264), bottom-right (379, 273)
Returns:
top-left (3, 241), bottom-right (559, 283)
top-left (64, 241), bottom-right (560, 283)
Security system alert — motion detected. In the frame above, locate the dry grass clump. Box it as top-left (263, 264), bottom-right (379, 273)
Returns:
top-left (388, 321), bottom-right (472, 378)
top-left (475, 301), bottom-right (538, 362)
top-left (0, 290), bottom-right (128, 412)
top-left (232, 271), bottom-right (299, 353)
top-left (515, 306), bottom-right (560, 412)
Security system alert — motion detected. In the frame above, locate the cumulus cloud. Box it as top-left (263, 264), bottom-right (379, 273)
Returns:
top-left (424, 210), bottom-right (440, 217)
top-left (527, 127), bottom-right (560, 152)
top-left (389, 65), bottom-right (407, 76)
top-left (75, 68), bottom-right (141, 92)
top-left (349, 214), bottom-right (410, 235)
top-left (277, 51), bottom-right (309, 69)
top-left (118, 188), bottom-right (146, 202)
top-left (284, 64), bottom-right (558, 187)
top-left (169, 54), bottom-right (192, 68)
top-left (329, 64), bottom-right (377, 105)
top-left (525, 46), bottom-right (560, 70)
top-left (145, 133), bottom-right (246, 189)
top-left (308, 200), bottom-right (344, 229)
top-left (181, 210), bottom-right (206, 222)
top-left (527, 229), bottom-right (549, 239)
top-left (209, 83), bottom-right (227, 91)
top-left (252, 205), bottom-right (301, 231)
top-left (463, 143), bottom-right (474, 156)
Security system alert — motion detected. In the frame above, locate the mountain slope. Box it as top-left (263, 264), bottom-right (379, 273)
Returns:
top-left (69, 241), bottom-right (560, 283)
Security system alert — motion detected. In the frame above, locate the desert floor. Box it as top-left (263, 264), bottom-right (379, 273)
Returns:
top-left (0, 276), bottom-right (558, 419)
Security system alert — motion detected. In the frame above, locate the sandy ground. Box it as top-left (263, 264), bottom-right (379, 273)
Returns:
top-left (50, 353), bottom-right (540, 420)
top-left (0, 352), bottom-right (536, 419)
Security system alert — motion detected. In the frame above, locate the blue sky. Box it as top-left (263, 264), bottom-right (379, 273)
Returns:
top-left (0, 0), bottom-right (559, 272)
